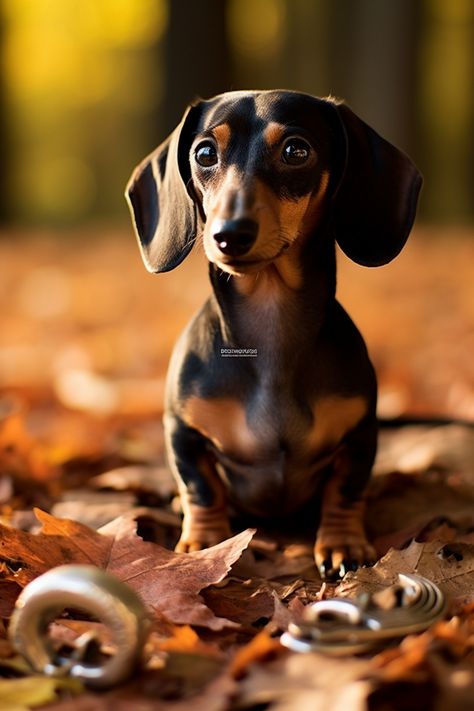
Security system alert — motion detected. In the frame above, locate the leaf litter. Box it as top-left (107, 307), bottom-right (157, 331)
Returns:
top-left (0, 231), bottom-right (473, 709)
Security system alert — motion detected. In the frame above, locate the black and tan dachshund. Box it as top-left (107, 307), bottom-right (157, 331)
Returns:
top-left (126, 90), bottom-right (422, 579)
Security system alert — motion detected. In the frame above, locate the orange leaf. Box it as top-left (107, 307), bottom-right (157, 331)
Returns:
top-left (230, 631), bottom-right (284, 680)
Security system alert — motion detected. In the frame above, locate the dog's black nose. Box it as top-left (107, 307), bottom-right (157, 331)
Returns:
top-left (212, 218), bottom-right (258, 257)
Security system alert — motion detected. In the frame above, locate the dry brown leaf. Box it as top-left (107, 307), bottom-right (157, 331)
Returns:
top-left (45, 669), bottom-right (236, 711)
top-left (0, 509), bottom-right (255, 629)
top-left (202, 578), bottom-right (276, 628)
top-left (374, 425), bottom-right (474, 477)
top-left (367, 468), bottom-right (474, 550)
top-left (0, 409), bottom-right (58, 482)
top-left (367, 616), bottom-right (474, 711)
top-left (0, 582), bottom-right (22, 619)
top-left (232, 544), bottom-right (318, 581)
top-left (370, 619), bottom-right (472, 683)
top-left (234, 650), bottom-right (372, 711)
top-left (372, 515), bottom-right (458, 556)
top-left (91, 465), bottom-right (175, 500)
top-left (336, 539), bottom-right (474, 612)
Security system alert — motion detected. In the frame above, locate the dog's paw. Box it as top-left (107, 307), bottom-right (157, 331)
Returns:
top-left (175, 505), bottom-right (232, 553)
top-left (314, 537), bottom-right (376, 581)
top-left (175, 528), bottom-right (230, 553)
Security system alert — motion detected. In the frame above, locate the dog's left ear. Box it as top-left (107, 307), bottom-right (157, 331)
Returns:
top-left (330, 103), bottom-right (422, 267)
top-left (125, 103), bottom-right (202, 273)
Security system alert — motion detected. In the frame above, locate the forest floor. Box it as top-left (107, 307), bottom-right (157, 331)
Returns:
top-left (0, 226), bottom-right (473, 710)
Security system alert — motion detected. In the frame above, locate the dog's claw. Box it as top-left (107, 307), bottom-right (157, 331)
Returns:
top-left (315, 540), bottom-right (377, 581)
top-left (319, 559), bottom-right (334, 579)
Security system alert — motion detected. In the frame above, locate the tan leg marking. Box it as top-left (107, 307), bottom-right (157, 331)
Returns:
top-left (314, 449), bottom-right (376, 578)
top-left (175, 453), bottom-right (232, 553)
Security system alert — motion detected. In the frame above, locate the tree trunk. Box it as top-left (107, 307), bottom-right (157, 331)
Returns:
top-left (162, 0), bottom-right (232, 135)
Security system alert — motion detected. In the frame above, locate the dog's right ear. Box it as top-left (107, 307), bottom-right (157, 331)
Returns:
top-left (125, 103), bottom-right (203, 273)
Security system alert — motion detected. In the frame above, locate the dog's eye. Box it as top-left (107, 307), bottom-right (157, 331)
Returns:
top-left (195, 142), bottom-right (218, 167)
top-left (282, 138), bottom-right (311, 166)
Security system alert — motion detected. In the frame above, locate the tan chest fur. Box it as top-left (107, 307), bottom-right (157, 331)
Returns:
top-left (182, 393), bottom-right (367, 466)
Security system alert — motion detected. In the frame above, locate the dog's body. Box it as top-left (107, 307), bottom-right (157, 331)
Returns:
top-left (127, 91), bottom-right (421, 579)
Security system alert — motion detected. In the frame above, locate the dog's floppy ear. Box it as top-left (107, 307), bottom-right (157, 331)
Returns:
top-left (125, 103), bottom-right (202, 273)
top-left (330, 103), bottom-right (422, 267)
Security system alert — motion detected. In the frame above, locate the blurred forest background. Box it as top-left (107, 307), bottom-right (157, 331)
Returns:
top-left (0, 0), bottom-right (473, 225)
top-left (0, 0), bottom-right (473, 432)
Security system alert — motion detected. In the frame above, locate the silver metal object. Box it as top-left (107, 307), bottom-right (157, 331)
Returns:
top-left (281, 573), bottom-right (447, 655)
top-left (9, 565), bottom-right (149, 688)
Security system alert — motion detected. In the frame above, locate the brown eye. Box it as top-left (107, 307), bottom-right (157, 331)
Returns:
top-left (195, 141), bottom-right (218, 167)
top-left (282, 138), bottom-right (311, 165)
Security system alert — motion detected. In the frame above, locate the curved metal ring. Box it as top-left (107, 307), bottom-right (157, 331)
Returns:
top-left (9, 565), bottom-right (149, 689)
top-left (280, 573), bottom-right (447, 656)
top-left (302, 598), bottom-right (363, 625)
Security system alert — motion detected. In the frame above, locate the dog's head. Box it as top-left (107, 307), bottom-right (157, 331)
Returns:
top-left (126, 90), bottom-right (422, 275)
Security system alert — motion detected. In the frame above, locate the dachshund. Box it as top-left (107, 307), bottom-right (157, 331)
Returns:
top-left (126, 90), bottom-right (422, 579)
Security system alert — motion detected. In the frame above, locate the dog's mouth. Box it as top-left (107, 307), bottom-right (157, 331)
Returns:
top-left (215, 256), bottom-right (274, 275)
top-left (214, 244), bottom-right (291, 275)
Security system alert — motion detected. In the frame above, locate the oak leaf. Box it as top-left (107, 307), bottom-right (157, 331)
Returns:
top-left (0, 509), bottom-right (255, 629)
top-left (335, 539), bottom-right (474, 611)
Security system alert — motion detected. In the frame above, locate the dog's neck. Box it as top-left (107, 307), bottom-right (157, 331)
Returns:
top-left (209, 229), bottom-right (337, 360)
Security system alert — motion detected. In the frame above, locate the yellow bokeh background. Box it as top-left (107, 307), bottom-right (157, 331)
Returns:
top-left (0, 0), bottom-right (473, 225)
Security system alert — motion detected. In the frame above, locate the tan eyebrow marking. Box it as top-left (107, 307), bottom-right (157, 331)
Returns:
top-left (263, 122), bottom-right (286, 147)
top-left (212, 123), bottom-right (231, 152)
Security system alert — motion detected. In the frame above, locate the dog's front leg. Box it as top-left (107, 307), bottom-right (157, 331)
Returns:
top-left (164, 416), bottom-right (231, 552)
top-left (314, 422), bottom-right (377, 579)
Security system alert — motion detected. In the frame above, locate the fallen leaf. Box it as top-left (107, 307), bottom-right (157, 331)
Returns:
top-left (367, 468), bottom-right (474, 549)
top-left (0, 582), bottom-right (22, 618)
top-left (0, 676), bottom-right (82, 711)
top-left (101, 516), bottom-right (255, 629)
top-left (374, 425), bottom-right (474, 477)
top-left (91, 465), bottom-right (175, 501)
top-left (0, 410), bottom-right (55, 482)
top-left (372, 514), bottom-right (459, 556)
top-left (202, 578), bottom-right (276, 628)
top-left (230, 631), bottom-right (284, 679)
top-left (265, 591), bottom-right (305, 634)
top-left (234, 650), bottom-right (372, 711)
top-left (42, 672), bottom-right (236, 711)
top-left (0, 509), bottom-right (255, 629)
top-left (370, 619), bottom-right (472, 683)
top-left (335, 539), bottom-right (474, 612)
top-left (51, 490), bottom-right (136, 529)
top-left (232, 544), bottom-right (318, 581)
top-left (137, 653), bottom-right (225, 702)
top-left (154, 625), bottom-right (221, 656)
top-left (366, 616), bottom-right (474, 710)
